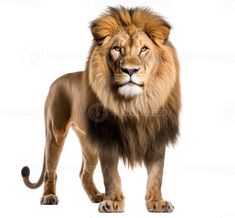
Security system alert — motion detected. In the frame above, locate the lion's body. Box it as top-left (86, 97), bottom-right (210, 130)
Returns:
top-left (21, 7), bottom-right (180, 212)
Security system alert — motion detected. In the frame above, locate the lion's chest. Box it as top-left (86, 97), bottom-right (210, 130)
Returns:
top-left (86, 111), bottom-right (179, 164)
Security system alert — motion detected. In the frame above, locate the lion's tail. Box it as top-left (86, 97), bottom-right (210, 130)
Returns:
top-left (21, 155), bottom-right (45, 189)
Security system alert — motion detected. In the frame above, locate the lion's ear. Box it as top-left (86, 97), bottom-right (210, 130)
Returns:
top-left (90, 16), bottom-right (119, 45)
top-left (145, 20), bottom-right (171, 45)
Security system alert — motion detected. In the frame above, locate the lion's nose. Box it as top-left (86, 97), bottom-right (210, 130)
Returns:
top-left (121, 67), bottom-right (140, 76)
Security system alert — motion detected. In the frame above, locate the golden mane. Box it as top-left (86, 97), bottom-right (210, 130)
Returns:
top-left (85, 7), bottom-right (181, 166)
top-left (87, 7), bottom-right (180, 119)
top-left (91, 7), bottom-right (171, 44)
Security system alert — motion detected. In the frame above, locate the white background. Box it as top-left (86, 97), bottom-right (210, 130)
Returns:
top-left (0, 0), bottom-right (235, 218)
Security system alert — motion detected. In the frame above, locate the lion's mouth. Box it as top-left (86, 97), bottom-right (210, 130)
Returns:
top-left (117, 81), bottom-right (144, 98)
top-left (118, 80), bottom-right (144, 88)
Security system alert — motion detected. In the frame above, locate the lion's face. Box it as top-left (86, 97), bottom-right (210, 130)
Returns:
top-left (107, 31), bottom-right (158, 98)
top-left (88, 7), bottom-right (178, 118)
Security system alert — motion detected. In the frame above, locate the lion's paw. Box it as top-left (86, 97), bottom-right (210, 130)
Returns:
top-left (90, 193), bottom-right (104, 203)
top-left (98, 200), bottom-right (124, 213)
top-left (40, 194), bottom-right (59, 205)
top-left (146, 200), bottom-right (174, 213)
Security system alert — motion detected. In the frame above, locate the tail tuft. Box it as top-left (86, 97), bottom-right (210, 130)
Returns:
top-left (21, 166), bottom-right (30, 177)
top-left (21, 156), bottom-right (45, 189)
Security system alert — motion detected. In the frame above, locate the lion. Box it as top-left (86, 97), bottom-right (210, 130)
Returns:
top-left (21, 6), bottom-right (180, 213)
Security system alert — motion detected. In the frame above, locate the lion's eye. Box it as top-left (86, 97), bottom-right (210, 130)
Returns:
top-left (140, 46), bottom-right (149, 53)
top-left (113, 46), bottom-right (121, 52)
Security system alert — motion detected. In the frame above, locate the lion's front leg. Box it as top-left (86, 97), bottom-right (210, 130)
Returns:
top-left (145, 146), bottom-right (174, 213)
top-left (98, 151), bottom-right (124, 213)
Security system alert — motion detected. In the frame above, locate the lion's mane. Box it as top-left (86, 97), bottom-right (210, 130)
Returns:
top-left (84, 7), bottom-right (181, 166)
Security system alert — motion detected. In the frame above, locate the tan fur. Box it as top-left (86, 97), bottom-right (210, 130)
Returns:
top-left (21, 7), bottom-right (180, 213)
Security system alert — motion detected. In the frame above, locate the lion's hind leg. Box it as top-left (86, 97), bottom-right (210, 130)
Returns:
top-left (41, 84), bottom-right (71, 205)
top-left (40, 120), bottom-right (69, 205)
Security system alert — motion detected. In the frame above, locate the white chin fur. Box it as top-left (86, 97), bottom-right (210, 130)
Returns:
top-left (118, 83), bottom-right (143, 98)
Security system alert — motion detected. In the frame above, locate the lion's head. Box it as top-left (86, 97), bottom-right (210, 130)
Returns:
top-left (87, 7), bottom-right (179, 118)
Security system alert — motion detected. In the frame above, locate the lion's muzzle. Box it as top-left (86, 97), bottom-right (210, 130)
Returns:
top-left (120, 67), bottom-right (140, 76)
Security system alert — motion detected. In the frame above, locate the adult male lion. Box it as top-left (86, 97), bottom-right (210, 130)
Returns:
top-left (21, 6), bottom-right (180, 213)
